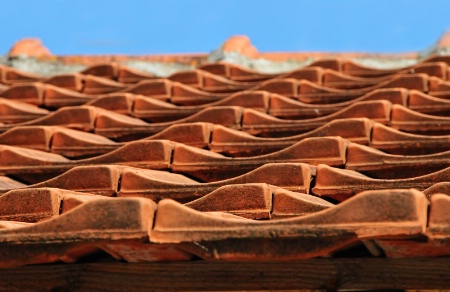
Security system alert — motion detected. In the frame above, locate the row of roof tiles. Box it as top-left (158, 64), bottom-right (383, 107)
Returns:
top-left (2, 35), bottom-right (450, 269)
top-left (3, 186), bottom-right (450, 267)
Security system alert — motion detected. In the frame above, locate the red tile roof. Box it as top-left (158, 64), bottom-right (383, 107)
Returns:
top-left (1, 32), bottom-right (450, 272)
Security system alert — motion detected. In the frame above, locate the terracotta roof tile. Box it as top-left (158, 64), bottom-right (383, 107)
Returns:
top-left (268, 89), bottom-right (407, 119)
top-left (313, 164), bottom-right (450, 201)
top-left (0, 98), bottom-right (49, 123)
top-left (0, 64), bottom-right (42, 85)
top-left (242, 100), bottom-right (390, 137)
top-left (2, 35), bottom-right (450, 271)
top-left (150, 189), bottom-right (427, 260)
top-left (370, 122), bottom-right (450, 155)
top-left (199, 62), bottom-right (275, 82)
top-left (118, 163), bottom-right (313, 202)
top-left (391, 104), bottom-right (450, 134)
top-left (132, 91), bottom-right (269, 122)
top-left (171, 137), bottom-right (346, 182)
top-left (0, 196), bottom-right (156, 268)
top-left (210, 118), bottom-right (372, 156)
top-left (346, 142), bottom-right (450, 178)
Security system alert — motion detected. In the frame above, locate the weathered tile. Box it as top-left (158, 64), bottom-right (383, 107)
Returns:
top-left (323, 69), bottom-right (388, 89)
top-left (411, 62), bottom-right (448, 79)
top-left (210, 118), bottom-right (372, 157)
top-left (118, 163), bottom-right (313, 202)
top-left (309, 58), bottom-right (342, 71)
top-left (0, 126), bottom-right (118, 158)
top-left (0, 82), bottom-right (45, 105)
top-left (168, 69), bottom-right (253, 93)
top-left (185, 183), bottom-right (333, 220)
top-left (45, 73), bottom-right (84, 92)
top-left (150, 189), bottom-right (427, 260)
top-left (391, 104), bottom-right (450, 134)
top-left (199, 62), bottom-right (274, 82)
top-left (185, 183), bottom-right (273, 219)
top-left (278, 66), bottom-right (324, 83)
top-left (251, 78), bottom-right (299, 98)
top-left (81, 63), bottom-right (119, 80)
top-left (131, 95), bottom-right (194, 122)
top-left (342, 60), bottom-right (446, 78)
top-left (45, 73), bottom-right (127, 94)
top-left (408, 90), bottom-right (450, 115)
top-left (346, 142), bottom-right (450, 179)
top-left (146, 122), bottom-right (213, 149)
top-left (0, 188), bottom-right (97, 223)
top-left (370, 122), bottom-right (450, 155)
top-left (7, 105), bottom-right (99, 132)
top-left (123, 79), bottom-right (172, 101)
top-left (375, 193), bottom-right (450, 258)
top-left (298, 74), bottom-right (427, 104)
top-left (242, 100), bottom-right (390, 137)
top-left (43, 84), bottom-right (93, 108)
top-left (125, 79), bottom-right (230, 105)
top-left (92, 107), bottom-right (151, 140)
top-left (0, 139), bottom-right (174, 185)
top-left (169, 81), bottom-right (229, 105)
top-left (269, 88), bottom-right (406, 119)
top-left (423, 182), bottom-right (450, 198)
top-left (0, 98), bottom-right (49, 124)
top-left (50, 127), bottom-right (119, 158)
top-left (82, 74), bottom-right (128, 94)
top-left (76, 140), bottom-right (175, 170)
top-left (271, 187), bottom-right (334, 219)
top-left (0, 126), bottom-right (55, 151)
top-left (298, 79), bottom-right (361, 103)
top-left (117, 66), bottom-right (156, 84)
top-left (95, 106), bottom-right (243, 141)
top-left (0, 64), bottom-right (42, 85)
top-left (0, 176), bottom-right (26, 193)
top-left (313, 164), bottom-right (450, 201)
top-left (369, 73), bottom-right (429, 91)
top-left (0, 145), bottom-right (70, 183)
top-left (429, 76), bottom-right (450, 98)
top-left (342, 60), bottom-right (399, 77)
top-left (85, 93), bottom-right (136, 115)
top-left (0, 197), bottom-right (157, 268)
top-left (133, 91), bottom-right (268, 122)
top-left (172, 137), bottom-right (346, 182)
top-left (29, 165), bottom-right (124, 196)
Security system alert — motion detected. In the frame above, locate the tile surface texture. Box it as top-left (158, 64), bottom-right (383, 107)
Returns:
top-left (1, 33), bottom-right (450, 269)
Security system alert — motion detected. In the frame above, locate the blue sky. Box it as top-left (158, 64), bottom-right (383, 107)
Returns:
top-left (2, 0), bottom-right (450, 55)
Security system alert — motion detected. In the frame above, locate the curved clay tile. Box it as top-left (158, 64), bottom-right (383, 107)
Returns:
top-left (0, 98), bottom-right (49, 123)
top-left (346, 142), bottom-right (450, 179)
top-left (95, 106), bottom-right (243, 140)
top-left (408, 90), bottom-right (450, 115)
top-left (370, 122), bottom-right (450, 155)
top-left (132, 90), bottom-right (268, 122)
top-left (150, 189), bottom-right (427, 260)
top-left (391, 104), bottom-right (450, 134)
top-left (0, 197), bottom-right (157, 268)
top-left (185, 183), bottom-right (333, 220)
top-left (145, 122), bottom-right (213, 149)
top-left (313, 164), bottom-right (450, 201)
top-left (0, 64), bottom-right (43, 85)
top-left (210, 118), bottom-right (372, 157)
top-left (171, 136), bottom-right (347, 182)
top-left (200, 62), bottom-right (274, 82)
top-left (242, 100), bottom-right (391, 137)
top-left (118, 163), bottom-right (314, 202)
top-left (268, 89), bottom-right (406, 119)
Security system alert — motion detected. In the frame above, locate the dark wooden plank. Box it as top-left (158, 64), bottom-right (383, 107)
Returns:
top-left (0, 258), bottom-right (449, 291)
